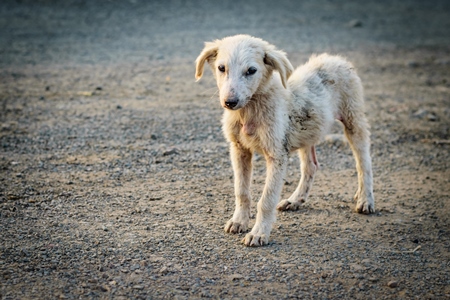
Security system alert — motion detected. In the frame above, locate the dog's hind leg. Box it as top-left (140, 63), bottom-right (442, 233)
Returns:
top-left (225, 142), bottom-right (253, 234)
top-left (277, 146), bottom-right (318, 211)
top-left (341, 113), bottom-right (375, 214)
top-left (243, 154), bottom-right (288, 246)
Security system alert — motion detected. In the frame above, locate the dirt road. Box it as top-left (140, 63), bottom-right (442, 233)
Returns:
top-left (1, 0), bottom-right (449, 299)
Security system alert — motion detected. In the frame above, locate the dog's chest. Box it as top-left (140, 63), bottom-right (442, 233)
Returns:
top-left (241, 122), bottom-right (256, 136)
top-left (223, 110), bottom-right (282, 153)
top-left (236, 121), bottom-right (263, 150)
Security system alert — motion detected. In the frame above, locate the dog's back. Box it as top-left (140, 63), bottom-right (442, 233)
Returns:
top-left (286, 54), bottom-right (366, 146)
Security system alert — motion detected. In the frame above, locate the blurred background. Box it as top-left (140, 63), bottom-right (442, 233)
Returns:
top-left (1, 0), bottom-right (449, 66)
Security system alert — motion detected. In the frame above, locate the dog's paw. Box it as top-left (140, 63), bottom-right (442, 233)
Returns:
top-left (276, 199), bottom-right (303, 211)
top-left (355, 195), bottom-right (375, 214)
top-left (242, 232), bottom-right (269, 247)
top-left (224, 219), bottom-right (248, 234)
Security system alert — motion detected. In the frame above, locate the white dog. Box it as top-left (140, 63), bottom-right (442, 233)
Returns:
top-left (195, 35), bottom-right (374, 247)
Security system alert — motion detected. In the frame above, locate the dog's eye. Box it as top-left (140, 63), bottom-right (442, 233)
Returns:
top-left (246, 67), bottom-right (257, 76)
top-left (218, 65), bottom-right (225, 73)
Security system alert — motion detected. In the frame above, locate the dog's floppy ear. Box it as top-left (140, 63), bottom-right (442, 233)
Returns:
top-left (195, 41), bottom-right (219, 81)
top-left (264, 47), bottom-right (294, 89)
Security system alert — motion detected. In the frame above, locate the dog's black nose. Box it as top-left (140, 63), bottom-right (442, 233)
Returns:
top-left (225, 98), bottom-right (239, 109)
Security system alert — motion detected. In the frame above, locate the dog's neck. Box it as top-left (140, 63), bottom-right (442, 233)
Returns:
top-left (242, 74), bottom-right (283, 114)
top-left (235, 75), bottom-right (285, 135)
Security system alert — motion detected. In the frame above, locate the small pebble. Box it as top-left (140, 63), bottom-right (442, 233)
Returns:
top-left (229, 274), bottom-right (243, 281)
top-left (98, 285), bottom-right (109, 292)
top-left (427, 113), bottom-right (437, 121)
top-left (388, 280), bottom-right (398, 288)
top-left (412, 109), bottom-right (428, 119)
top-left (347, 19), bottom-right (363, 27)
top-left (163, 148), bottom-right (178, 156)
top-left (407, 61), bottom-right (420, 68)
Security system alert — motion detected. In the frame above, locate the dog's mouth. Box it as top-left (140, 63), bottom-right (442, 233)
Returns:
top-left (223, 105), bottom-right (241, 111)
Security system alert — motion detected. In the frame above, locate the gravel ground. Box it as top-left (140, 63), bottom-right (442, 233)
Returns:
top-left (1, 0), bottom-right (449, 299)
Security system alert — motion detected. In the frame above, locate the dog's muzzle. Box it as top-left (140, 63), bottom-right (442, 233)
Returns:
top-left (224, 98), bottom-right (239, 109)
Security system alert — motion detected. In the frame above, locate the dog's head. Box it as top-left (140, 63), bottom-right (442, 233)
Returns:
top-left (195, 35), bottom-right (293, 110)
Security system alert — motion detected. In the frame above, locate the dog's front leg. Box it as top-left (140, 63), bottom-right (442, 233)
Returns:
top-left (224, 142), bottom-right (253, 234)
top-left (243, 154), bottom-right (288, 246)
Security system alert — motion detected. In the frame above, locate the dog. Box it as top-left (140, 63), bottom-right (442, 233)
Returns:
top-left (195, 35), bottom-right (374, 247)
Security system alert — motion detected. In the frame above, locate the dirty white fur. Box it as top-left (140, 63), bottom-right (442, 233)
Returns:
top-left (195, 35), bottom-right (375, 247)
